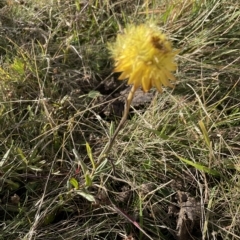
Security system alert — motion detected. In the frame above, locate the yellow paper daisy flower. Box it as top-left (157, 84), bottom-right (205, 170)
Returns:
top-left (108, 24), bottom-right (179, 92)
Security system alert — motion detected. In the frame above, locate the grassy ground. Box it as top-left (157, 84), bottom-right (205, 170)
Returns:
top-left (1, 0), bottom-right (240, 239)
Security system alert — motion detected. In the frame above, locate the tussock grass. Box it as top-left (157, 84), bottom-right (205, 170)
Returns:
top-left (1, 0), bottom-right (240, 239)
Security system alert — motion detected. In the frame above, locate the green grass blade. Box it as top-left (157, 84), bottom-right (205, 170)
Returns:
top-left (176, 155), bottom-right (221, 176)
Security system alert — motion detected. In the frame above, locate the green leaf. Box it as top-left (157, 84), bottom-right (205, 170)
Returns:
top-left (143, 127), bottom-right (169, 140)
top-left (87, 90), bottom-right (101, 99)
top-left (109, 121), bottom-right (115, 137)
top-left (176, 155), bottom-right (220, 176)
top-left (27, 165), bottom-right (43, 172)
top-left (11, 57), bottom-right (25, 76)
top-left (198, 120), bottom-right (211, 147)
top-left (76, 189), bottom-right (95, 202)
top-left (75, 0), bottom-right (80, 11)
top-left (86, 142), bottom-right (96, 170)
top-left (43, 210), bottom-right (58, 225)
top-left (17, 148), bottom-right (28, 164)
top-left (73, 148), bottom-right (93, 187)
top-left (5, 179), bottom-right (20, 190)
top-left (95, 158), bottom-right (108, 174)
top-left (85, 172), bottom-right (92, 187)
top-left (69, 177), bottom-right (79, 189)
top-left (0, 146), bottom-right (12, 167)
top-left (73, 148), bottom-right (88, 174)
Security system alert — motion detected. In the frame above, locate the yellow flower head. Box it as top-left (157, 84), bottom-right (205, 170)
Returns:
top-left (108, 24), bottom-right (179, 92)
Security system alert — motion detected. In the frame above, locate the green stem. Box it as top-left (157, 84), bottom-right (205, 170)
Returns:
top-left (95, 85), bottom-right (137, 169)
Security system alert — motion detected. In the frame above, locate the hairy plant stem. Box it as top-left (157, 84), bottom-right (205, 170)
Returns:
top-left (93, 85), bottom-right (137, 172)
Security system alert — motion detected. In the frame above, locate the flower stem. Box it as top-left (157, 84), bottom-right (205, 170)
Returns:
top-left (95, 85), bottom-right (137, 169)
